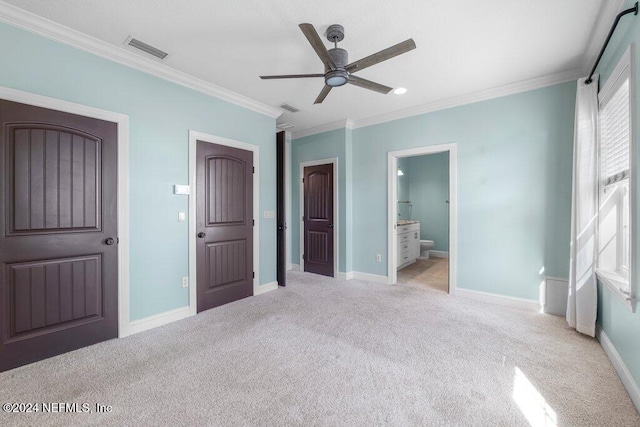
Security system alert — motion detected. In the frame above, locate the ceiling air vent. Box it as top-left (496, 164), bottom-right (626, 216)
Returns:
top-left (276, 122), bottom-right (296, 130)
top-left (125, 36), bottom-right (168, 60)
top-left (279, 103), bottom-right (301, 113)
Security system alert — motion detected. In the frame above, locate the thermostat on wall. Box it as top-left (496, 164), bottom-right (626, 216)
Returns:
top-left (174, 184), bottom-right (190, 195)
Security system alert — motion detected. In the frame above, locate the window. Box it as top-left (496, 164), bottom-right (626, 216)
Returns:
top-left (597, 46), bottom-right (633, 302)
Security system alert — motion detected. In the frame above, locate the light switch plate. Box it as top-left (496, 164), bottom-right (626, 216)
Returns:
top-left (263, 210), bottom-right (275, 219)
top-left (182, 277), bottom-right (188, 288)
top-left (178, 212), bottom-right (186, 222)
top-left (174, 184), bottom-right (190, 195)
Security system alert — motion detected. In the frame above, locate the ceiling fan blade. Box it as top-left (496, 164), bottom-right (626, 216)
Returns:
top-left (299, 23), bottom-right (337, 70)
top-left (314, 85), bottom-right (332, 104)
top-left (260, 74), bottom-right (324, 79)
top-left (348, 75), bottom-right (393, 94)
top-left (346, 39), bottom-right (416, 73)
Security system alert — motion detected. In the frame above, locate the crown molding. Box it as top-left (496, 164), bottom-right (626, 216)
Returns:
top-left (581, 0), bottom-right (627, 75)
top-left (0, 1), bottom-right (282, 119)
top-left (352, 68), bottom-right (582, 129)
top-left (292, 118), bottom-right (353, 139)
top-left (293, 67), bottom-right (582, 139)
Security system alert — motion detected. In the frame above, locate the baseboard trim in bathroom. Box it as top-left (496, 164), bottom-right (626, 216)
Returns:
top-left (456, 288), bottom-right (540, 312)
top-left (430, 251), bottom-right (449, 258)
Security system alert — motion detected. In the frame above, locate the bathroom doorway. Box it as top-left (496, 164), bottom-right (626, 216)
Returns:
top-left (387, 144), bottom-right (457, 293)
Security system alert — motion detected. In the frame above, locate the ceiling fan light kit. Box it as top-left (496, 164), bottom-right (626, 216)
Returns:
top-left (260, 23), bottom-right (416, 104)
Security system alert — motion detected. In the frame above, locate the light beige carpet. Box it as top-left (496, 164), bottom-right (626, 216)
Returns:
top-left (1, 271), bottom-right (638, 426)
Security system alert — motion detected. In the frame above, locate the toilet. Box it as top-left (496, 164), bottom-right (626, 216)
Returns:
top-left (419, 240), bottom-right (435, 259)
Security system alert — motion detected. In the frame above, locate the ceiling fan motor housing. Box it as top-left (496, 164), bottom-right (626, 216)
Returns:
top-left (327, 48), bottom-right (348, 70)
top-left (325, 48), bottom-right (349, 86)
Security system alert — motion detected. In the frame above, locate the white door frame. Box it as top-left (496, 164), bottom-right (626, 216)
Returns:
top-left (387, 143), bottom-right (457, 293)
top-left (188, 130), bottom-right (260, 316)
top-left (299, 158), bottom-right (338, 278)
top-left (0, 85), bottom-right (132, 336)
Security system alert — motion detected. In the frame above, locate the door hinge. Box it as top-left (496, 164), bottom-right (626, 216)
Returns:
top-left (117, 237), bottom-right (120, 243)
top-left (302, 253), bottom-right (305, 260)
top-left (302, 216), bottom-right (305, 221)
top-left (253, 271), bottom-right (255, 278)
top-left (252, 167), bottom-right (255, 173)
top-left (302, 178), bottom-right (304, 183)
top-left (253, 219), bottom-right (255, 226)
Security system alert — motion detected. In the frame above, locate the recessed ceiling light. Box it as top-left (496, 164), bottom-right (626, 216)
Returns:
top-left (394, 87), bottom-right (407, 95)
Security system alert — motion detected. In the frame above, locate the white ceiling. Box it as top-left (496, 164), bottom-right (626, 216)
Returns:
top-left (2, 0), bottom-right (617, 133)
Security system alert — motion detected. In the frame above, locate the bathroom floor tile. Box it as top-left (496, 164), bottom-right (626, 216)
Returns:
top-left (397, 258), bottom-right (449, 293)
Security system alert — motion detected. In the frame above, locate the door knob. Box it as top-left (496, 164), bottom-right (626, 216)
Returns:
top-left (327, 224), bottom-right (333, 229)
top-left (197, 232), bottom-right (206, 238)
top-left (278, 224), bottom-right (288, 230)
top-left (105, 237), bottom-right (115, 245)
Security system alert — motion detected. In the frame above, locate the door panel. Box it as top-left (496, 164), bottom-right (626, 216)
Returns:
top-left (206, 240), bottom-right (246, 288)
top-left (7, 125), bottom-right (101, 234)
top-left (7, 255), bottom-right (102, 340)
top-left (276, 131), bottom-right (286, 287)
top-left (196, 141), bottom-right (253, 312)
top-left (0, 100), bottom-right (118, 371)
top-left (303, 164), bottom-right (334, 277)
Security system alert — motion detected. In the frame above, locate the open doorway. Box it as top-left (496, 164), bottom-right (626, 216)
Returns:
top-left (387, 144), bottom-right (457, 293)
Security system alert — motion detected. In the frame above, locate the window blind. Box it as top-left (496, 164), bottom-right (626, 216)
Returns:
top-left (600, 78), bottom-right (630, 186)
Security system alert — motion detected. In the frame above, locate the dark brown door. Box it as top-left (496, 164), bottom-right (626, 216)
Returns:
top-left (196, 141), bottom-right (253, 312)
top-left (303, 164), bottom-right (334, 277)
top-left (276, 131), bottom-right (286, 287)
top-left (0, 100), bottom-right (118, 372)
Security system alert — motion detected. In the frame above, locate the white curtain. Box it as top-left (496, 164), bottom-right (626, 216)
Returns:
top-left (567, 76), bottom-right (599, 337)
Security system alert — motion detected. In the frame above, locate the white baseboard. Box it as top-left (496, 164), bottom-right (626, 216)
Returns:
top-left (336, 271), bottom-right (354, 281)
top-left (456, 288), bottom-right (540, 312)
top-left (352, 271), bottom-right (389, 284)
top-left (596, 325), bottom-right (640, 413)
top-left (287, 262), bottom-right (293, 271)
top-left (125, 306), bottom-right (193, 337)
top-left (255, 281), bottom-right (278, 295)
top-left (430, 250), bottom-right (449, 258)
top-left (124, 281), bottom-right (277, 337)
top-left (291, 266), bottom-right (381, 283)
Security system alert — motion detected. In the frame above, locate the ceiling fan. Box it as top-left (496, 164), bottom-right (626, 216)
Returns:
top-left (260, 23), bottom-right (416, 104)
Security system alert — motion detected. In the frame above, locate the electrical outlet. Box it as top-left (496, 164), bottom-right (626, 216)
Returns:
top-left (182, 277), bottom-right (188, 288)
top-left (376, 254), bottom-right (382, 262)
top-left (178, 212), bottom-right (186, 222)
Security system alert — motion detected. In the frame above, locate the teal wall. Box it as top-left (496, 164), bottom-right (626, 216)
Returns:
top-left (291, 83), bottom-right (575, 298)
top-left (291, 128), bottom-right (353, 273)
top-left (350, 81), bottom-right (575, 300)
top-left (407, 153), bottom-right (450, 252)
top-left (0, 22), bottom-right (277, 321)
top-left (345, 128), bottom-right (354, 272)
top-left (594, 0), bottom-right (640, 391)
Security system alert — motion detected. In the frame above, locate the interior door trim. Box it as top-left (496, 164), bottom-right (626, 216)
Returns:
top-left (0, 85), bottom-right (131, 337)
top-left (188, 130), bottom-right (260, 316)
top-left (299, 157), bottom-right (338, 278)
